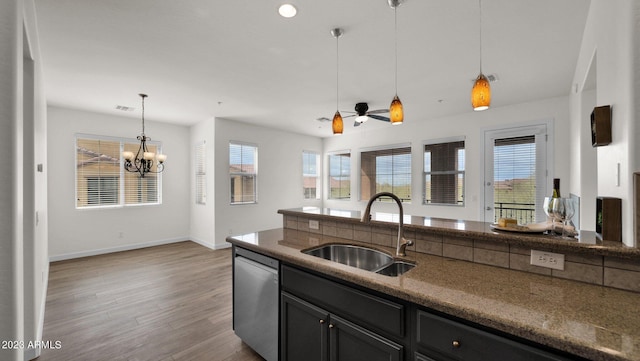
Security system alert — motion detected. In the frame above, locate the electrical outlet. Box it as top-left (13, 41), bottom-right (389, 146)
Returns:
top-left (530, 249), bottom-right (565, 271)
top-left (309, 220), bottom-right (320, 230)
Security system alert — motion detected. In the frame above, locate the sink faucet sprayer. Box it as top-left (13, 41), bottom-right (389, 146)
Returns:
top-left (361, 192), bottom-right (414, 257)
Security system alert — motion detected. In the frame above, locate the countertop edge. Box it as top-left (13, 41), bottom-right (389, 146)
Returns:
top-left (226, 233), bottom-right (630, 361)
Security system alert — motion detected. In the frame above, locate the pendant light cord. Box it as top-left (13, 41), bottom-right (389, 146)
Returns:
top-left (479, 0), bottom-right (483, 73)
top-left (141, 95), bottom-right (146, 136)
top-left (394, 5), bottom-right (398, 95)
top-left (336, 33), bottom-right (340, 111)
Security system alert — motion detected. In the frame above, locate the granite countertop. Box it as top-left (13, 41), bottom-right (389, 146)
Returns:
top-left (278, 207), bottom-right (640, 259)
top-left (227, 227), bottom-right (640, 361)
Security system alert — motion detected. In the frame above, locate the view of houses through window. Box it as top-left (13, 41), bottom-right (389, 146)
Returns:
top-left (229, 142), bottom-right (257, 204)
top-left (303, 151), bottom-right (319, 199)
top-left (76, 136), bottom-right (161, 208)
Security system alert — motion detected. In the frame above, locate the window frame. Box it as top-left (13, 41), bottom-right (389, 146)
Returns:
top-left (422, 136), bottom-right (466, 207)
top-left (359, 143), bottom-right (412, 203)
top-left (229, 141), bottom-right (258, 205)
top-left (75, 133), bottom-right (163, 209)
top-left (327, 150), bottom-right (351, 200)
top-left (302, 150), bottom-right (320, 200)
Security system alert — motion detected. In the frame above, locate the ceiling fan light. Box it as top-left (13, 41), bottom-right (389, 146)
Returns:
top-left (390, 95), bottom-right (403, 125)
top-left (355, 115), bottom-right (368, 124)
top-left (471, 73), bottom-right (491, 111)
top-left (332, 111), bottom-right (343, 135)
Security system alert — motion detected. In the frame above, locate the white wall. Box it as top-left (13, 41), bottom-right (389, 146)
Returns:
top-left (189, 118), bottom-right (216, 248)
top-left (47, 106), bottom-right (191, 260)
top-left (0, 2), bottom-right (24, 360)
top-left (571, 0), bottom-right (639, 246)
top-left (1, 1), bottom-right (49, 360)
top-left (323, 96), bottom-right (570, 222)
top-left (214, 118), bottom-right (323, 247)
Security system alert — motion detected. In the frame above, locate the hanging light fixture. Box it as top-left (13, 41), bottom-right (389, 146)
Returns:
top-left (471, 0), bottom-right (491, 111)
top-left (389, 0), bottom-right (404, 125)
top-left (331, 28), bottom-right (344, 135)
top-left (122, 94), bottom-right (166, 177)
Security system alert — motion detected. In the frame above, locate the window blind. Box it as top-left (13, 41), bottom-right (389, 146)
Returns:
top-left (230, 142), bottom-right (257, 204)
top-left (76, 136), bottom-right (161, 208)
top-left (360, 147), bottom-right (411, 202)
top-left (424, 140), bottom-right (465, 205)
top-left (195, 142), bottom-right (206, 205)
top-left (493, 135), bottom-right (536, 222)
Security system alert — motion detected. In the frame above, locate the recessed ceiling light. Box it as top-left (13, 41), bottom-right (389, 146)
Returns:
top-left (278, 4), bottom-right (297, 18)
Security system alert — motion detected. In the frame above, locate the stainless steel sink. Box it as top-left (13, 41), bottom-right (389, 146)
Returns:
top-left (302, 244), bottom-right (414, 276)
top-left (375, 261), bottom-right (415, 277)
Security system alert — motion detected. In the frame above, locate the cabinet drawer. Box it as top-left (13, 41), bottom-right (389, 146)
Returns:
top-left (282, 265), bottom-right (405, 337)
top-left (416, 310), bottom-right (572, 361)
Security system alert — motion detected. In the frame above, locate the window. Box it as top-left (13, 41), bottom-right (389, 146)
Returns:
top-left (483, 123), bottom-right (548, 224)
top-left (360, 146), bottom-right (411, 202)
top-left (424, 139), bottom-right (465, 205)
top-left (328, 152), bottom-right (350, 200)
top-left (76, 136), bottom-right (161, 208)
top-left (195, 142), bottom-right (206, 205)
top-left (230, 142), bottom-right (257, 204)
top-left (302, 151), bottom-right (319, 199)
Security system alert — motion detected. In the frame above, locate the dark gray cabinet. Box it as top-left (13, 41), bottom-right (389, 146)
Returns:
top-left (281, 292), bottom-right (403, 361)
top-left (415, 310), bottom-right (574, 361)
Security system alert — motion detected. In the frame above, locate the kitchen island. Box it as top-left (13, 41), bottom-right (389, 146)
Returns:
top-left (227, 208), bottom-right (640, 361)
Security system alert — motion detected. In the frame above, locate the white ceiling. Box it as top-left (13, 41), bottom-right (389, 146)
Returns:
top-left (35, 0), bottom-right (590, 138)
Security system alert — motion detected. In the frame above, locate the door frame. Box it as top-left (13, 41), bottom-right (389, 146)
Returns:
top-left (481, 119), bottom-right (555, 223)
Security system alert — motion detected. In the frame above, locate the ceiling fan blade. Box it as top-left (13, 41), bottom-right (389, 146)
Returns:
top-left (369, 114), bottom-right (390, 122)
top-left (353, 121), bottom-right (361, 127)
top-left (343, 114), bottom-right (357, 118)
top-left (367, 109), bottom-right (389, 115)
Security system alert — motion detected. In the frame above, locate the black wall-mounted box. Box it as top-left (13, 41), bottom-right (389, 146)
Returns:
top-left (591, 105), bottom-right (612, 147)
top-left (596, 196), bottom-right (621, 242)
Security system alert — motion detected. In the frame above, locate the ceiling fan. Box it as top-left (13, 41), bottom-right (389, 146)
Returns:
top-left (346, 102), bottom-right (390, 127)
top-left (316, 102), bottom-right (389, 127)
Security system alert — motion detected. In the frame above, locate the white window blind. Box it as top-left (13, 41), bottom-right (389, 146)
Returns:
top-left (328, 152), bottom-right (350, 200)
top-left (303, 151), bottom-right (319, 200)
top-left (360, 146), bottom-right (411, 202)
top-left (230, 142), bottom-right (257, 204)
top-left (76, 136), bottom-right (161, 208)
top-left (424, 140), bottom-right (465, 205)
top-left (195, 142), bottom-right (206, 205)
top-left (493, 135), bottom-right (536, 222)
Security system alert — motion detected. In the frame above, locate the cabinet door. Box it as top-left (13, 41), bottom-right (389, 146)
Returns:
top-left (329, 314), bottom-right (403, 361)
top-left (281, 292), bottom-right (329, 361)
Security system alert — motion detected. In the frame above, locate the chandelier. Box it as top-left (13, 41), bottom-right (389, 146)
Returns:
top-left (122, 94), bottom-right (166, 177)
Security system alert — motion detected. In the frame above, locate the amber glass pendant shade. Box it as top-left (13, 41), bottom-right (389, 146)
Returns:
top-left (332, 111), bottom-right (343, 135)
top-left (389, 95), bottom-right (404, 125)
top-left (471, 73), bottom-right (491, 111)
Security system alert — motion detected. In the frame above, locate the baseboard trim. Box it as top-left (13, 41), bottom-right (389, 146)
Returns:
top-left (49, 237), bottom-right (189, 262)
top-left (189, 237), bottom-right (232, 250)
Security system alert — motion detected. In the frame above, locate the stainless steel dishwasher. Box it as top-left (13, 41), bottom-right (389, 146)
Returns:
top-left (233, 247), bottom-right (279, 361)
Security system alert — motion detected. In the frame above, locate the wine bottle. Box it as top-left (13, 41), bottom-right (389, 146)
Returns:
top-left (552, 178), bottom-right (561, 198)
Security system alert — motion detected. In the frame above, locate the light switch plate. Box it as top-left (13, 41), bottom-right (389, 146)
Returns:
top-left (309, 220), bottom-right (320, 230)
top-left (530, 249), bottom-right (565, 271)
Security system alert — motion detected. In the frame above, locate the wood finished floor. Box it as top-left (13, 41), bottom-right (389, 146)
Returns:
top-left (38, 242), bottom-right (264, 361)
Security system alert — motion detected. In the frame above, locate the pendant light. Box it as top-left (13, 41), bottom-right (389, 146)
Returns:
top-left (122, 94), bottom-right (166, 177)
top-left (389, 0), bottom-right (404, 125)
top-left (471, 0), bottom-right (491, 111)
top-left (331, 28), bottom-right (344, 135)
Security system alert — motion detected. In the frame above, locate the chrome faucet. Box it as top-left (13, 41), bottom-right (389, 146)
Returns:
top-left (361, 192), bottom-right (414, 257)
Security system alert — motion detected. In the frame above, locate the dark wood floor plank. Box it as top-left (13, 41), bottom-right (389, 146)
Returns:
top-left (38, 242), bottom-right (264, 361)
